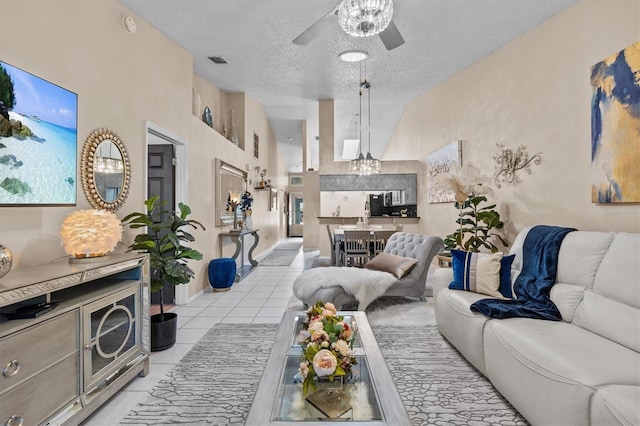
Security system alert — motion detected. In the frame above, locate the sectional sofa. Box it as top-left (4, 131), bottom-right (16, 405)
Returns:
top-left (434, 226), bottom-right (640, 425)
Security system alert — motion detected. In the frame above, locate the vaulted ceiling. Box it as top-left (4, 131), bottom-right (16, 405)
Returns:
top-left (120, 0), bottom-right (577, 172)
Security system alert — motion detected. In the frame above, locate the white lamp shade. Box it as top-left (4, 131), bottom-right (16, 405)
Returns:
top-left (60, 209), bottom-right (123, 258)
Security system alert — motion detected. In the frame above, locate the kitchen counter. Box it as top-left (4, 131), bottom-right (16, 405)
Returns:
top-left (318, 216), bottom-right (420, 225)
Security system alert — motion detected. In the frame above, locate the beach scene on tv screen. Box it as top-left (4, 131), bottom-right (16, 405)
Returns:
top-left (0, 60), bottom-right (77, 205)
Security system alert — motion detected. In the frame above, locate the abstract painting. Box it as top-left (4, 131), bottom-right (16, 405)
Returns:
top-left (591, 41), bottom-right (640, 203)
top-left (426, 141), bottom-right (461, 203)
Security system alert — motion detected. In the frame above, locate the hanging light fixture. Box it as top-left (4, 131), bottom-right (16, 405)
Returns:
top-left (94, 143), bottom-right (124, 174)
top-left (338, 0), bottom-right (394, 38)
top-left (350, 60), bottom-right (381, 175)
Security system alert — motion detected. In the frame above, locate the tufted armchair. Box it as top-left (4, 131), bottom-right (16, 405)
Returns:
top-left (297, 232), bottom-right (444, 310)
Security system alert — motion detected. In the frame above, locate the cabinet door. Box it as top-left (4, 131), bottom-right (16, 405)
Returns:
top-left (82, 283), bottom-right (141, 390)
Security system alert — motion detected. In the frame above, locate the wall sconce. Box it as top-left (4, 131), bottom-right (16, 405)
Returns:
top-left (60, 210), bottom-right (123, 263)
top-left (493, 143), bottom-right (542, 188)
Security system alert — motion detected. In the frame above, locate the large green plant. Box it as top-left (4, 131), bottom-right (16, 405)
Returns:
top-left (122, 196), bottom-right (205, 317)
top-left (444, 194), bottom-right (507, 253)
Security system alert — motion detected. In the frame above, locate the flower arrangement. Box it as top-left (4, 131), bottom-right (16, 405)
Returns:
top-left (241, 191), bottom-right (253, 215)
top-left (297, 302), bottom-right (357, 396)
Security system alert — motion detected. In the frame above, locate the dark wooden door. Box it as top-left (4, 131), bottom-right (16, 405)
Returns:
top-left (148, 144), bottom-right (175, 305)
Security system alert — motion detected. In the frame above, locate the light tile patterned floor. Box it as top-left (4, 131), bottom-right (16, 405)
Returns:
top-left (82, 239), bottom-right (308, 425)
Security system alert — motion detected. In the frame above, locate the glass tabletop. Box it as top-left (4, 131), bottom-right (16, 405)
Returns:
top-left (273, 355), bottom-right (383, 422)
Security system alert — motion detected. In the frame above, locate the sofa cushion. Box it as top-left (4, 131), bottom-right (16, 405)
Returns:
top-left (591, 385), bottom-right (640, 426)
top-left (573, 290), bottom-right (640, 353)
top-left (449, 250), bottom-right (505, 299)
top-left (592, 233), bottom-right (640, 308)
top-left (572, 233), bottom-right (640, 352)
top-left (484, 318), bottom-right (640, 425)
top-left (435, 289), bottom-right (492, 375)
top-left (364, 252), bottom-right (417, 279)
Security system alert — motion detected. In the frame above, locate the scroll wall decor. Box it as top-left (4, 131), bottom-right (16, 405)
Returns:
top-left (493, 144), bottom-right (541, 188)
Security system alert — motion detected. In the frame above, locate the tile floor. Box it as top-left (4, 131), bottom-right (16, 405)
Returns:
top-left (83, 240), bottom-right (308, 425)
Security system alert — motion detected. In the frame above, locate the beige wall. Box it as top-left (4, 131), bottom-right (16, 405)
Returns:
top-left (0, 0), bottom-right (287, 300)
top-left (385, 0), bottom-right (640, 246)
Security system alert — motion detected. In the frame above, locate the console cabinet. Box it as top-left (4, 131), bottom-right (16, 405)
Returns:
top-left (0, 253), bottom-right (150, 426)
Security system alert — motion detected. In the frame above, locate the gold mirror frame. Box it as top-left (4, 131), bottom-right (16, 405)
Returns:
top-left (81, 128), bottom-right (131, 211)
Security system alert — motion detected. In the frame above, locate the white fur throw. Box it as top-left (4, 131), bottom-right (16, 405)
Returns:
top-left (293, 267), bottom-right (398, 310)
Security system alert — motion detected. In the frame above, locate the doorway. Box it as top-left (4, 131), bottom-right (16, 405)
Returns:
top-left (289, 192), bottom-right (303, 237)
top-left (145, 122), bottom-right (189, 308)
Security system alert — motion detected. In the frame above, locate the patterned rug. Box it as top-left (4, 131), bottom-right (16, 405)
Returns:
top-left (259, 250), bottom-right (300, 266)
top-left (121, 324), bottom-right (527, 425)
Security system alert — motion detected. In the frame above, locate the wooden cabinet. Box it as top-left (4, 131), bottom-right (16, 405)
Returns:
top-left (0, 253), bottom-right (149, 426)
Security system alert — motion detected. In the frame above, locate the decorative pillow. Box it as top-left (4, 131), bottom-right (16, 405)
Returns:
top-left (499, 254), bottom-right (515, 298)
top-left (364, 252), bottom-right (417, 279)
top-left (449, 250), bottom-right (506, 299)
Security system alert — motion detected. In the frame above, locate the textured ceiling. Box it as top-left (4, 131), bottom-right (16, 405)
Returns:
top-left (120, 0), bottom-right (577, 172)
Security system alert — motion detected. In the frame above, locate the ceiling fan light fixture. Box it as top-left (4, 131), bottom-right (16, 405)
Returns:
top-left (338, 0), bottom-right (393, 38)
top-left (339, 50), bottom-right (369, 63)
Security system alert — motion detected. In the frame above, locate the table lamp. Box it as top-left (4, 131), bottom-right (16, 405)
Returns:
top-left (60, 209), bottom-right (123, 263)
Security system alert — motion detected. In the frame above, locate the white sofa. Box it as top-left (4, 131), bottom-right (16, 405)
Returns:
top-left (435, 226), bottom-right (640, 425)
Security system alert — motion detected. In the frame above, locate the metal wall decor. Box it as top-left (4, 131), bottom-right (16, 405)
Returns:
top-left (493, 144), bottom-right (541, 188)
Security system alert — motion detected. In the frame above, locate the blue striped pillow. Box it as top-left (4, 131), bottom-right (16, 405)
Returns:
top-left (449, 250), bottom-right (507, 299)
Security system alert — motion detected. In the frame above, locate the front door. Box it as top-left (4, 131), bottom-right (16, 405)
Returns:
top-left (148, 144), bottom-right (175, 305)
top-left (290, 192), bottom-right (303, 237)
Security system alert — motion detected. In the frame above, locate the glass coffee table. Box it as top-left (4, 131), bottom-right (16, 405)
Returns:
top-left (245, 311), bottom-right (410, 425)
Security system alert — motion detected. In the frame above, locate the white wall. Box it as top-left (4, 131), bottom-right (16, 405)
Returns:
top-left (0, 0), bottom-right (287, 300)
top-left (385, 0), bottom-right (640, 245)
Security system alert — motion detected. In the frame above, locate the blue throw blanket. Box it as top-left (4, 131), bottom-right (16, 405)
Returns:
top-left (470, 225), bottom-right (576, 321)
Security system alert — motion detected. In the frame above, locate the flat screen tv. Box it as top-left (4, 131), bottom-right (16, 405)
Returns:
top-left (0, 60), bottom-right (77, 206)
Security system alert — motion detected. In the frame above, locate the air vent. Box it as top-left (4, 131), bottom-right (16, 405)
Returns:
top-left (208, 56), bottom-right (228, 64)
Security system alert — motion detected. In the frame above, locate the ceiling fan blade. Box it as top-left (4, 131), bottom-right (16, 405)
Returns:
top-left (292, 5), bottom-right (340, 45)
top-left (379, 19), bottom-right (405, 50)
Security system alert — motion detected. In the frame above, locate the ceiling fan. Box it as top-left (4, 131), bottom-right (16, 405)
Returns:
top-left (293, 0), bottom-right (405, 51)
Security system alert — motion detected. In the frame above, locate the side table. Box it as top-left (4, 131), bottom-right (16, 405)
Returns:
top-left (219, 229), bottom-right (260, 281)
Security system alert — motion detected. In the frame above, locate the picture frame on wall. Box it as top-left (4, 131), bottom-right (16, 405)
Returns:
top-left (590, 41), bottom-right (640, 203)
top-left (0, 59), bottom-right (78, 206)
top-left (269, 187), bottom-right (277, 211)
top-left (426, 140), bottom-right (462, 203)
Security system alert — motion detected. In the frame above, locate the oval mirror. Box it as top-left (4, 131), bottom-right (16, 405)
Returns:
top-left (81, 128), bottom-right (130, 211)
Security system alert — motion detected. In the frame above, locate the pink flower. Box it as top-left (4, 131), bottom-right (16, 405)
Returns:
top-left (333, 339), bottom-right (351, 356)
top-left (297, 330), bottom-right (310, 343)
top-left (309, 321), bottom-right (324, 332)
top-left (313, 349), bottom-right (337, 377)
top-left (322, 309), bottom-right (335, 318)
top-left (311, 330), bottom-right (329, 343)
top-left (324, 302), bottom-right (337, 313)
top-left (338, 322), bottom-right (352, 340)
top-left (299, 361), bottom-right (309, 379)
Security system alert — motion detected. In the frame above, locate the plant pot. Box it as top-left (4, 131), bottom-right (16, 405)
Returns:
top-left (150, 312), bottom-right (178, 352)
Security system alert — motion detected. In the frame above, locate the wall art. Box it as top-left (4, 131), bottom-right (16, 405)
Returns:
top-left (493, 144), bottom-right (541, 188)
top-left (591, 41), bottom-right (640, 203)
top-left (0, 60), bottom-right (77, 206)
top-left (426, 140), bottom-right (461, 203)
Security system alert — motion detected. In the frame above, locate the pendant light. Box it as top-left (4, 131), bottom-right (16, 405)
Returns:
top-left (350, 59), bottom-right (381, 175)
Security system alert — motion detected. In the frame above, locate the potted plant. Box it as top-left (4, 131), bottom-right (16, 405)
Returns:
top-left (122, 196), bottom-right (205, 351)
top-left (440, 164), bottom-right (508, 254)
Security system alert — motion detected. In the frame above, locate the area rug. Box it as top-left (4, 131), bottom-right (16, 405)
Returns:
top-left (121, 324), bottom-right (527, 425)
top-left (272, 241), bottom-right (303, 251)
top-left (259, 249), bottom-right (300, 266)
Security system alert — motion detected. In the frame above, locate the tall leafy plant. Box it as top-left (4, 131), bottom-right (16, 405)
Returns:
top-left (122, 196), bottom-right (205, 319)
top-left (440, 164), bottom-right (508, 253)
top-left (444, 194), bottom-right (507, 253)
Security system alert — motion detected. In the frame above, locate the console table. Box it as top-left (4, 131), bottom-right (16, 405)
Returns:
top-left (0, 252), bottom-right (150, 426)
top-left (219, 229), bottom-right (259, 281)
